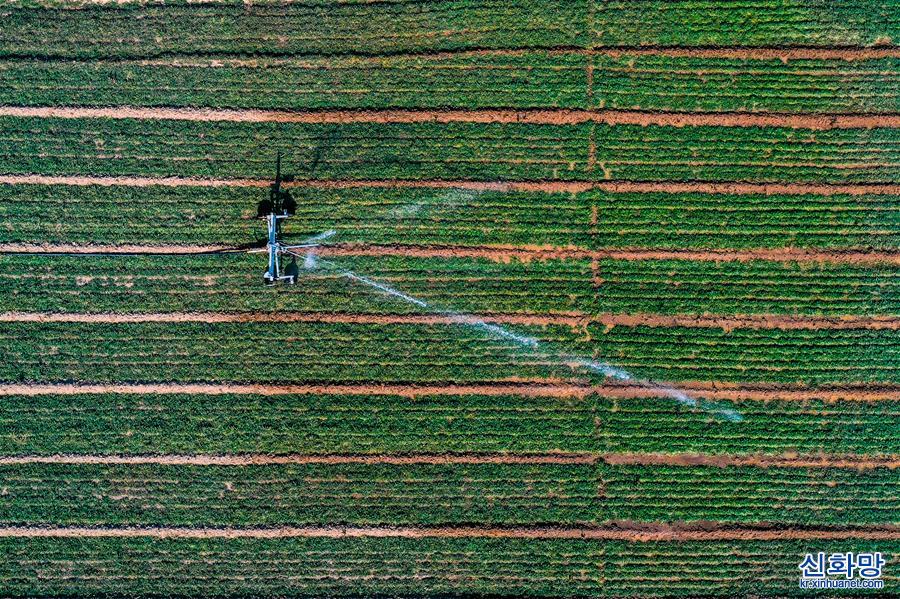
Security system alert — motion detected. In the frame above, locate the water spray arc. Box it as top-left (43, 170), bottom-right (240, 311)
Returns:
top-left (254, 156), bottom-right (741, 423)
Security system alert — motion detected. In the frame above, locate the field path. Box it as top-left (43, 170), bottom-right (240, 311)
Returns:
top-left (0, 524), bottom-right (896, 542)
top-left (0, 311), bottom-right (896, 331)
top-left (1, 106), bottom-right (899, 129)
top-left (3, 243), bottom-right (898, 265)
top-left (0, 452), bottom-right (894, 469)
top-left (0, 382), bottom-right (896, 402)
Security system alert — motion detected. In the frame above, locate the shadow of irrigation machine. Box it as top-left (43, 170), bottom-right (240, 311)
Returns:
top-left (252, 153), bottom-right (315, 285)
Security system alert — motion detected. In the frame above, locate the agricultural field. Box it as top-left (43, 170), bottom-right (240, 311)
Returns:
top-left (0, 0), bottom-right (897, 597)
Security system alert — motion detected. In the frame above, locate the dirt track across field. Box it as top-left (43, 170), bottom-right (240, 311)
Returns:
top-left (1, 106), bottom-right (898, 129)
top-left (1, 174), bottom-right (897, 197)
top-left (0, 524), bottom-right (896, 542)
top-left (0, 311), bottom-right (896, 331)
top-left (0, 452), bottom-right (893, 469)
top-left (0, 382), bottom-right (896, 402)
top-left (3, 243), bottom-right (897, 265)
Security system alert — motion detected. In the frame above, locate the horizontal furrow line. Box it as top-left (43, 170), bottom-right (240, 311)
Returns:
top-left (0, 382), bottom-right (896, 402)
top-left (1, 175), bottom-right (897, 196)
top-left (0, 452), bottom-right (895, 469)
top-left (1, 106), bottom-right (899, 129)
top-left (3, 243), bottom-right (897, 265)
top-left (0, 524), bottom-right (896, 541)
top-left (0, 311), bottom-right (896, 331)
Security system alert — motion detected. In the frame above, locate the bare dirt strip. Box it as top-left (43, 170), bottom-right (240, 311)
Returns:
top-left (0, 453), bottom-right (598, 466)
top-left (1, 312), bottom-right (896, 331)
top-left (601, 452), bottom-right (900, 470)
top-left (0, 524), bottom-right (896, 542)
top-left (318, 245), bottom-right (900, 266)
top-left (0, 382), bottom-right (896, 402)
top-left (1, 174), bottom-right (898, 197)
top-left (2, 243), bottom-right (897, 265)
top-left (1, 106), bottom-right (898, 129)
top-left (0, 452), bottom-right (894, 469)
top-left (131, 47), bottom-right (900, 65)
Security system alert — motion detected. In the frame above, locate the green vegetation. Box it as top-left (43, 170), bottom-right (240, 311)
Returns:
top-left (599, 397), bottom-right (900, 456)
top-left (0, 536), bottom-right (606, 597)
top-left (0, 1), bottom-right (588, 59)
top-left (584, 325), bottom-right (896, 385)
top-left (3, 0), bottom-right (897, 59)
top-left (0, 118), bottom-right (589, 181)
top-left (596, 125), bottom-right (900, 184)
top-left (592, 56), bottom-right (900, 114)
top-left (603, 540), bottom-right (898, 596)
top-left (1, 118), bottom-right (897, 183)
top-left (1, 393), bottom-right (898, 457)
top-left (2, 54), bottom-right (897, 114)
top-left (0, 54), bottom-right (588, 110)
top-left (3, 184), bottom-right (898, 250)
top-left (592, 1), bottom-right (900, 47)
top-left (0, 321), bottom-right (895, 385)
top-left (1, 253), bottom-right (896, 317)
top-left (0, 393), bottom-right (599, 455)
top-left (0, 537), bottom-right (893, 597)
top-left (0, 2), bottom-right (895, 595)
top-left (601, 464), bottom-right (900, 525)
top-left (0, 462), bottom-right (894, 527)
top-left (0, 462), bottom-right (600, 526)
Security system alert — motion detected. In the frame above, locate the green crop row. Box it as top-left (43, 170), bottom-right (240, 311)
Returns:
top-left (2, 184), bottom-right (898, 250)
top-left (0, 1), bottom-right (588, 59)
top-left (0, 393), bottom-right (599, 455)
top-left (0, 393), bottom-right (897, 457)
top-left (1, 1), bottom-right (897, 58)
top-left (1, 54), bottom-right (897, 113)
top-left (0, 537), bottom-right (893, 596)
top-left (1, 253), bottom-right (896, 317)
top-left (599, 396), bottom-right (900, 455)
top-left (582, 324), bottom-right (897, 385)
top-left (0, 462), bottom-right (599, 527)
top-left (0, 462), bottom-right (895, 527)
top-left (592, 1), bottom-right (899, 47)
top-left (603, 539), bottom-right (898, 596)
top-left (0, 54), bottom-right (588, 110)
top-left (600, 464), bottom-right (900, 525)
top-left (1, 117), bottom-right (897, 183)
top-left (0, 321), bottom-right (896, 385)
top-left (595, 125), bottom-right (900, 184)
top-left (591, 55), bottom-right (900, 114)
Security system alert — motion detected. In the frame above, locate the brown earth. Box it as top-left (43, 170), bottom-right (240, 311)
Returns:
top-left (601, 452), bottom-right (900, 470)
top-left (0, 381), bottom-right (895, 402)
top-left (0, 524), bottom-right (896, 541)
top-left (0, 453), bottom-right (598, 466)
top-left (1, 174), bottom-right (897, 197)
top-left (0, 311), bottom-right (896, 331)
top-left (1, 451), bottom-right (893, 469)
top-left (1, 106), bottom-right (898, 129)
top-left (3, 242), bottom-right (895, 265)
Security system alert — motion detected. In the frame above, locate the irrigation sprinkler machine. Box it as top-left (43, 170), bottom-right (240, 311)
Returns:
top-left (253, 153), bottom-right (317, 285)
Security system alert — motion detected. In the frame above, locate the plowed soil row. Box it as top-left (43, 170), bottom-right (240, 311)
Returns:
top-left (129, 46), bottom-right (900, 63)
top-left (1, 106), bottom-right (898, 129)
top-left (0, 524), bottom-right (896, 542)
top-left (0, 382), bottom-right (896, 402)
top-left (602, 452), bottom-right (900, 470)
top-left (1, 311), bottom-right (895, 331)
top-left (1, 174), bottom-right (897, 197)
top-left (3, 243), bottom-right (897, 265)
top-left (0, 452), bottom-right (894, 469)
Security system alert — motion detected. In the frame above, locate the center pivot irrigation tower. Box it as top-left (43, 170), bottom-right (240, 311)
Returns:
top-left (255, 153), bottom-right (315, 285)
